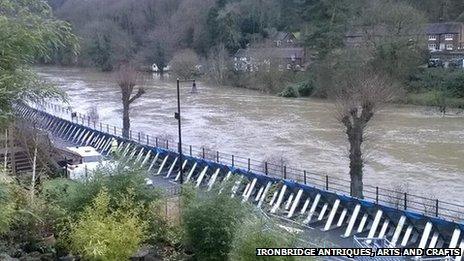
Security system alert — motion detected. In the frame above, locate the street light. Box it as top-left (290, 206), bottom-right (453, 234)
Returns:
top-left (175, 79), bottom-right (196, 185)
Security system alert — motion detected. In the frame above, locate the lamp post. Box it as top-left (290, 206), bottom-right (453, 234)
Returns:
top-left (175, 79), bottom-right (196, 185)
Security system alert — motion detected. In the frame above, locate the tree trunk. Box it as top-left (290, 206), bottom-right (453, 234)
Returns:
top-left (122, 101), bottom-right (130, 138)
top-left (348, 124), bottom-right (364, 199)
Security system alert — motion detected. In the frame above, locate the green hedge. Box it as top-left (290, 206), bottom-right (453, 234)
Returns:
top-left (408, 69), bottom-right (464, 98)
top-left (278, 80), bottom-right (315, 98)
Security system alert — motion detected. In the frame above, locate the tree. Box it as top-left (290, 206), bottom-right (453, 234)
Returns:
top-left (303, 0), bottom-right (363, 58)
top-left (206, 44), bottom-right (230, 85)
top-left (358, 0), bottom-right (427, 82)
top-left (115, 64), bottom-right (146, 138)
top-left (0, 0), bottom-right (78, 125)
top-left (333, 68), bottom-right (396, 198)
top-left (170, 49), bottom-right (200, 79)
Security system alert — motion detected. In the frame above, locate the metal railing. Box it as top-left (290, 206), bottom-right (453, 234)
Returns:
top-left (26, 101), bottom-right (464, 223)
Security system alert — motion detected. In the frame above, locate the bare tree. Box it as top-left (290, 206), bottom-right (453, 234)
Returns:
top-left (334, 70), bottom-right (396, 198)
top-left (115, 64), bottom-right (146, 138)
top-left (206, 44), bottom-right (230, 85)
top-left (170, 49), bottom-right (199, 79)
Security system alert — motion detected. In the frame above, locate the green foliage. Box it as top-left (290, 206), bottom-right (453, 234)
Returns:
top-left (405, 91), bottom-right (464, 109)
top-left (279, 85), bottom-right (299, 98)
top-left (408, 69), bottom-right (464, 98)
top-left (279, 80), bottom-right (315, 98)
top-left (361, 0), bottom-right (428, 81)
top-left (0, 183), bottom-right (14, 235)
top-left (182, 182), bottom-right (248, 261)
top-left (69, 188), bottom-right (148, 261)
top-left (0, 0), bottom-right (77, 124)
top-left (42, 163), bottom-right (161, 217)
top-left (0, 172), bottom-right (66, 257)
top-left (230, 218), bottom-right (299, 261)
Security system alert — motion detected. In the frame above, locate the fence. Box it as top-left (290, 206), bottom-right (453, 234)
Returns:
top-left (29, 101), bottom-right (464, 222)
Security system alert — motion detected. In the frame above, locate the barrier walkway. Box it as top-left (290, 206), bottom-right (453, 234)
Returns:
top-left (13, 102), bottom-right (464, 261)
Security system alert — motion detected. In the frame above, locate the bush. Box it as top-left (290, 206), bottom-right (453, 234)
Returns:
top-left (278, 85), bottom-right (299, 97)
top-left (278, 80), bottom-right (315, 98)
top-left (230, 217), bottom-right (299, 261)
top-left (69, 188), bottom-right (148, 261)
top-left (0, 183), bottom-right (14, 235)
top-left (408, 69), bottom-right (464, 98)
top-left (295, 80), bottom-right (315, 97)
top-left (42, 163), bottom-right (161, 217)
top-left (182, 183), bottom-right (248, 260)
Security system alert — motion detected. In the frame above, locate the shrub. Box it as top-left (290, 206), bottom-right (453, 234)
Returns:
top-left (295, 80), bottom-right (315, 97)
top-left (408, 69), bottom-right (464, 98)
top-left (69, 188), bottom-right (148, 261)
top-left (278, 85), bottom-right (299, 98)
top-left (279, 80), bottom-right (315, 98)
top-left (0, 183), bottom-right (14, 235)
top-left (230, 217), bottom-right (299, 261)
top-left (42, 163), bottom-right (161, 217)
top-left (182, 183), bottom-right (248, 261)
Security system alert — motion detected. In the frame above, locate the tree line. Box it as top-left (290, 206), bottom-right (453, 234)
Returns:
top-left (45, 0), bottom-right (464, 71)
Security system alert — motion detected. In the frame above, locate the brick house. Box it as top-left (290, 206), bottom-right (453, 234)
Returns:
top-left (426, 22), bottom-right (464, 52)
top-left (234, 47), bottom-right (306, 71)
top-left (234, 31), bottom-right (307, 71)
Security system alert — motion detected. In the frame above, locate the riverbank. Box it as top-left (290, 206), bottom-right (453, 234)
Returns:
top-left (36, 66), bottom-right (464, 205)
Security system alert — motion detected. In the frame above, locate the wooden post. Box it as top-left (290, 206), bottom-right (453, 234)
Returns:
top-left (304, 170), bottom-right (306, 184)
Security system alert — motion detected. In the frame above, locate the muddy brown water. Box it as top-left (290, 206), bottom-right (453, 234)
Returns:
top-left (36, 66), bottom-right (464, 206)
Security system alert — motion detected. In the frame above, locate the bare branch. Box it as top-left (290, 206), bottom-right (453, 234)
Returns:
top-left (129, 87), bottom-right (146, 104)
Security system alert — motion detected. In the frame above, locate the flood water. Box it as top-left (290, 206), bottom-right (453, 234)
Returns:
top-left (37, 66), bottom-right (464, 205)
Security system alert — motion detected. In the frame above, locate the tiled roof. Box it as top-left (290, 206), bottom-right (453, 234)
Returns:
top-left (235, 47), bottom-right (304, 59)
top-left (426, 22), bottom-right (464, 34)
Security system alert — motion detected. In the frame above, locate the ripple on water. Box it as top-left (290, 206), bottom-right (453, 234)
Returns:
top-left (36, 66), bottom-right (464, 206)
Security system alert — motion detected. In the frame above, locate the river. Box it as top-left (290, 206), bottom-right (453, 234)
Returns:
top-left (36, 66), bottom-right (464, 205)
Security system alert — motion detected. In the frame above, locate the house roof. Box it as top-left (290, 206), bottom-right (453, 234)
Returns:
top-left (235, 48), bottom-right (305, 59)
top-left (426, 22), bottom-right (464, 35)
top-left (269, 31), bottom-right (294, 41)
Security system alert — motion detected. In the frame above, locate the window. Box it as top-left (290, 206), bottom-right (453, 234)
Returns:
top-left (276, 40), bottom-right (282, 46)
top-left (428, 44), bottom-right (436, 50)
top-left (445, 34), bottom-right (454, 40)
top-left (446, 44), bottom-right (453, 50)
top-left (428, 35), bottom-right (437, 41)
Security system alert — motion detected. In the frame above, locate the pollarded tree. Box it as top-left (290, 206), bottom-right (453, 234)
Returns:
top-left (333, 67), bottom-right (396, 198)
top-left (115, 64), bottom-right (145, 138)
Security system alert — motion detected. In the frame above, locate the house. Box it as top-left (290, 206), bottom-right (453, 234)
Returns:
top-left (426, 22), bottom-right (464, 52)
top-left (233, 31), bottom-right (306, 72)
top-left (267, 31), bottom-right (298, 47)
top-left (345, 22), bottom-right (464, 53)
top-left (344, 25), bottom-right (390, 48)
top-left (234, 47), bottom-right (306, 72)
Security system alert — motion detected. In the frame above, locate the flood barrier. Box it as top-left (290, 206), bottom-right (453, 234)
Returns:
top-left (13, 102), bottom-right (464, 260)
